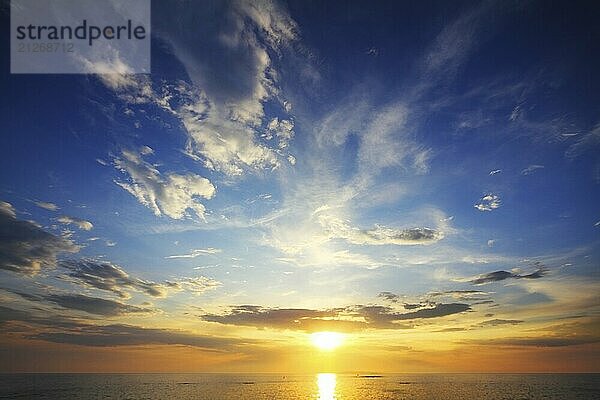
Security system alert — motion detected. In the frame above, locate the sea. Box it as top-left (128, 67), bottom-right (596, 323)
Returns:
top-left (0, 373), bottom-right (598, 399)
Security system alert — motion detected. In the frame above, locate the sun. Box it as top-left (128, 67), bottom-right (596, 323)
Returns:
top-left (310, 331), bottom-right (345, 351)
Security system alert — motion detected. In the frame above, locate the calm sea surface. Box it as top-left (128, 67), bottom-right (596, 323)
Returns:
top-left (0, 373), bottom-right (598, 399)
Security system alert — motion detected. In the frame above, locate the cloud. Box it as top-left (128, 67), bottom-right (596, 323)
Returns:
top-left (467, 268), bottom-right (547, 285)
top-left (474, 194), bottom-right (501, 211)
top-left (358, 102), bottom-right (431, 175)
top-left (29, 323), bottom-right (249, 349)
top-left (34, 201), bottom-right (59, 211)
top-left (378, 292), bottom-right (401, 303)
top-left (165, 248), bottom-right (222, 259)
top-left (0, 305), bottom-right (247, 350)
top-left (265, 117), bottom-right (295, 149)
top-left (165, 276), bottom-right (222, 295)
top-left (466, 337), bottom-right (600, 348)
top-left (200, 305), bottom-right (361, 333)
top-left (487, 239), bottom-right (495, 247)
top-left (420, 0), bottom-right (501, 84)
top-left (119, 1), bottom-right (300, 176)
top-left (56, 215), bottom-right (94, 231)
top-left (316, 99), bottom-right (431, 176)
top-left (43, 293), bottom-right (153, 316)
top-left (113, 147), bottom-right (215, 220)
top-left (317, 214), bottom-right (444, 246)
top-left (428, 290), bottom-right (489, 301)
top-left (0, 201), bottom-right (79, 275)
top-left (520, 165), bottom-right (544, 176)
top-left (200, 302), bottom-right (471, 332)
top-left (565, 122), bottom-right (600, 158)
top-left (0, 201), bottom-right (16, 218)
top-left (60, 259), bottom-right (169, 299)
top-left (477, 319), bottom-right (523, 327)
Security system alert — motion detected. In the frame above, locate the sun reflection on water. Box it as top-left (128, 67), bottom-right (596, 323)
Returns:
top-left (316, 373), bottom-right (337, 400)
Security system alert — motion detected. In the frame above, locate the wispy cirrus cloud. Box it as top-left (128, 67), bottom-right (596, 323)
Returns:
top-left (521, 164), bottom-right (545, 176)
top-left (165, 248), bottom-right (222, 259)
top-left (565, 121), bottom-right (600, 159)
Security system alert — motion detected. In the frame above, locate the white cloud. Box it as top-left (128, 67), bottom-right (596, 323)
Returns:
top-left (475, 194), bottom-right (501, 212)
top-left (521, 165), bottom-right (544, 176)
top-left (180, 100), bottom-right (282, 176)
top-left (166, 276), bottom-right (221, 295)
top-left (34, 201), bottom-right (59, 211)
top-left (57, 215), bottom-right (94, 231)
top-left (317, 214), bottom-right (444, 246)
top-left (565, 122), bottom-right (600, 159)
top-left (0, 201), bottom-right (16, 218)
top-left (421, 0), bottom-right (497, 81)
top-left (359, 103), bottom-right (421, 173)
top-left (489, 169), bottom-right (501, 175)
top-left (315, 98), bottom-right (431, 177)
top-left (149, 1), bottom-right (299, 176)
top-left (113, 147), bottom-right (215, 221)
top-left (266, 117), bottom-right (295, 148)
top-left (165, 248), bottom-right (222, 259)
top-left (487, 239), bottom-right (495, 247)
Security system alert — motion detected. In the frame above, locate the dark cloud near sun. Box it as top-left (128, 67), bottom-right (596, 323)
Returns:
top-left (200, 302), bottom-right (471, 332)
top-left (476, 319), bottom-right (523, 327)
top-left (0, 201), bottom-right (79, 275)
top-left (0, 305), bottom-right (247, 350)
top-left (202, 306), bottom-right (364, 332)
top-left (29, 324), bottom-right (249, 349)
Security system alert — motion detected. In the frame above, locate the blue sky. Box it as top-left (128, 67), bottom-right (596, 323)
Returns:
top-left (0, 0), bottom-right (599, 372)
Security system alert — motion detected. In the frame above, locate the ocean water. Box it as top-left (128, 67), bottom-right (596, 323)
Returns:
top-left (0, 373), bottom-right (598, 399)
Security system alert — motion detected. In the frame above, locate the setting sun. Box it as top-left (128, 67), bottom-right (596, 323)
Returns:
top-left (310, 332), bottom-right (345, 351)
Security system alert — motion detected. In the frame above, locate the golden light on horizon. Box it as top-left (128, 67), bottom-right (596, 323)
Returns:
top-left (310, 331), bottom-right (345, 351)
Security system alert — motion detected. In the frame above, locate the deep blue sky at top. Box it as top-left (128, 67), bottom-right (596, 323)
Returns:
top-left (0, 0), bottom-right (598, 288)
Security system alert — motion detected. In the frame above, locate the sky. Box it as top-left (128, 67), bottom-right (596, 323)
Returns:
top-left (0, 0), bottom-right (599, 373)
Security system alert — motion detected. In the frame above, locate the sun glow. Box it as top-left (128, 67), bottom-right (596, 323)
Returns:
top-left (310, 331), bottom-right (345, 351)
top-left (316, 373), bottom-right (337, 400)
